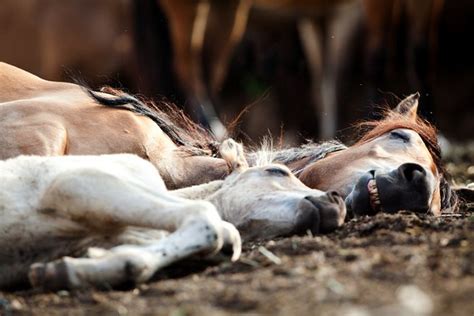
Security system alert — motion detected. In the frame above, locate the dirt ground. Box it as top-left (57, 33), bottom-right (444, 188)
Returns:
top-left (1, 149), bottom-right (473, 316)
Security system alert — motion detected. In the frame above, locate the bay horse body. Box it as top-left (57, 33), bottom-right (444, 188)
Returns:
top-left (0, 139), bottom-right (344, 290)
top-left (0, 63), bottom-right (455, 217)
top-left (0, 62), bottom-right (226, 189)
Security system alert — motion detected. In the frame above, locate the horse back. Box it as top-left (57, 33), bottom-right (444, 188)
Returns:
top-left (0, 63), bottom-right (174, 160)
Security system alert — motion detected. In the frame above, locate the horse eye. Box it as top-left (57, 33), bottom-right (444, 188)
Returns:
top-left (390, 131), bottom-right (410, 143)
top-left (265, 167), bottom-right (290, 177)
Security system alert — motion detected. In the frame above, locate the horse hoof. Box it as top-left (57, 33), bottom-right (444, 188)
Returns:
top-left (29, 260), bottom-right (69, 291)
top-left (29, 263), bottom-right (47, 288)
top-left (220, 221), bottom-right (242, 262)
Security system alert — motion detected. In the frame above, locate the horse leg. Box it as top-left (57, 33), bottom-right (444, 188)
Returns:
top-left (160, 0), bottom-right (226, 138)
top-left (30, 219), bottom-right (239, 290)
top-left (159, 1), bottom-right (208, 124)
top-left (29, 166), bottom-right (241, 289)
top-left (322, 4), bottom-right (361, 136)
top-left (298, 17), bottom-right (326, 138)
top-left (362, 0), bottom-right (397, 117)
top-left (206, 0), bottom-right (251, 97)
top-left (299, 3), bottom-right (361, 139)
top-left (190, 0), bottom-right (228, 138)
top-left (405, 0), bottom-right (444, 122)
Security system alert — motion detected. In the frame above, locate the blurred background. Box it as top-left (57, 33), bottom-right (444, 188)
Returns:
top-left (1, 0), bottom-right (473, 145)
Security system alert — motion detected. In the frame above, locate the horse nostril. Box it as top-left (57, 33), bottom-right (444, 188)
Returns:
top-left (304, 195), bottom-right (317, 205)
top-left (301, 193), bottom-right (345, 235)
top-left (399, 163), bottom-right (426, 182)
top-left (305, 192), bottom-right (341, 206)
top-left (327, 191), bottom-right (341, 203)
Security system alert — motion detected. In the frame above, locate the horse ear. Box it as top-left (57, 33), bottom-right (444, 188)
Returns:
top-left (394, 92), bottom-right (420, 121)
top-left (220, 139), bottom-right (249, 173)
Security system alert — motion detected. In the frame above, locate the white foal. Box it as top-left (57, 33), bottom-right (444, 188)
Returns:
top-left (1, 149), bottom-right (239, 290)
top-left (0, 139), bottom-right (345, 290)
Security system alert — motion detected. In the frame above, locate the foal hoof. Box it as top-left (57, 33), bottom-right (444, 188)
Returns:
top-left (220, 221), bottom-right (242, 262)
top-left (29, 260), bottom-right (70, 291)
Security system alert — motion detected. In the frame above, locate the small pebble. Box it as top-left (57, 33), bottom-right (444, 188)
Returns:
top-left (397, 285), bottom-right (433, 314)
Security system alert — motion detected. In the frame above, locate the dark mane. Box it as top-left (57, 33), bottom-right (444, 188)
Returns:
top-left (355, 110), bottom-right (458, 211)
top-left (88, 87), bottom-right (220, 156)
top-left (246, 140), bottom-right (346, 170)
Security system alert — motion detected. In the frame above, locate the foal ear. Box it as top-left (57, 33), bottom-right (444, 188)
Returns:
top-left (394, 92), bottom-right (420, 121)
top-left (220, 139), bottom-right (249, 173)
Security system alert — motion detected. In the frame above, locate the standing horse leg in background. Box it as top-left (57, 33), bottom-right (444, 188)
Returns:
top-left (362, 0), bottom-right (397, 118)
top-left (159, 0), bottom-right (230, 139)
top-left (132, 0), bottom-right (179, 99)
top-left (159, 0), bottom-right (209, 127)
top-left (298, 3), bottom-right (361, 139)
top-left (363, 0), bottom-right (443, 123)
top-left (205, 0), bottom-right (251, 100)
top-left (298, 17), bottom-right (326, 138)
top-left (405, 0), bottom-right (444, 122)
top-left (29, 165), bottom-right (240, 289)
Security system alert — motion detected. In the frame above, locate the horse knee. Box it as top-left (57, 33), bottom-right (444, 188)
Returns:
top-left (181, 201), bottom-right (225, 253)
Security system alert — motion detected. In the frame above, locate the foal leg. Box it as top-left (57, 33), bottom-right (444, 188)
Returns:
top-left (30, 220), bottom-right (240, 290)
top-left (30, 168), bottom-right (240, 289)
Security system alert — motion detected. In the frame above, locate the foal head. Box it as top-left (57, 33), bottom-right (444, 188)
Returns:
top-left (211, 139), bottom-right (346, 240)
top-left (297, 93), bottom-right (455, 216)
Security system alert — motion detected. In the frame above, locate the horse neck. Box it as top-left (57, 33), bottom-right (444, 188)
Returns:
top-left (285, 148), bottom-right (350, 191)
top-left (143, 128), bottom-right (228, 189)
top-left (171, 180), bottom-right (224, 201)
top-left (163, 154), bottom-right (229, 190)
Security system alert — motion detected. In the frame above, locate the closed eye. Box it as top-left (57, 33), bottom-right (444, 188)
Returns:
top-left (390, 130), bottom-right (411, 143)
top-left (265, 167), bottom-right (290, 177)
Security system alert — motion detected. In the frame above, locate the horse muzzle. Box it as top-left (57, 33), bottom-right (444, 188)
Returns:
top-left (346, 163), bottom-right (435, 216)
top-left (294, 191), bottom-right (346, 235)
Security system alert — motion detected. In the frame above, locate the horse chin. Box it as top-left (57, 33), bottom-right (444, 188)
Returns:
top-left (345, 170), bottom-right (382, 217)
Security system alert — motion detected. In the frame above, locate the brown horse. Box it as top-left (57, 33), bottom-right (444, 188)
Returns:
top-left (273, 93), bottom-right (456, 216)
top-left (0, 63), bottom-right (456, 217)
top-left (0, 62), bottom-right (227, 189)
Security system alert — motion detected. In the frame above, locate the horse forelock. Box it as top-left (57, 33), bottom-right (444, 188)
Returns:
top-left (89, 87), bottom-right (219, 157)
top-left (249, 138), bottom-right (277, 167)
top-left (355, 110), bottom-right (457, 211)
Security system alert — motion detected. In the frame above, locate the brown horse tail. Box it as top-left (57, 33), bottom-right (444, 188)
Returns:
top-left (88, 88), bottom-right (219, 157)
top-left (88, 89), bottom-right (186, 147)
